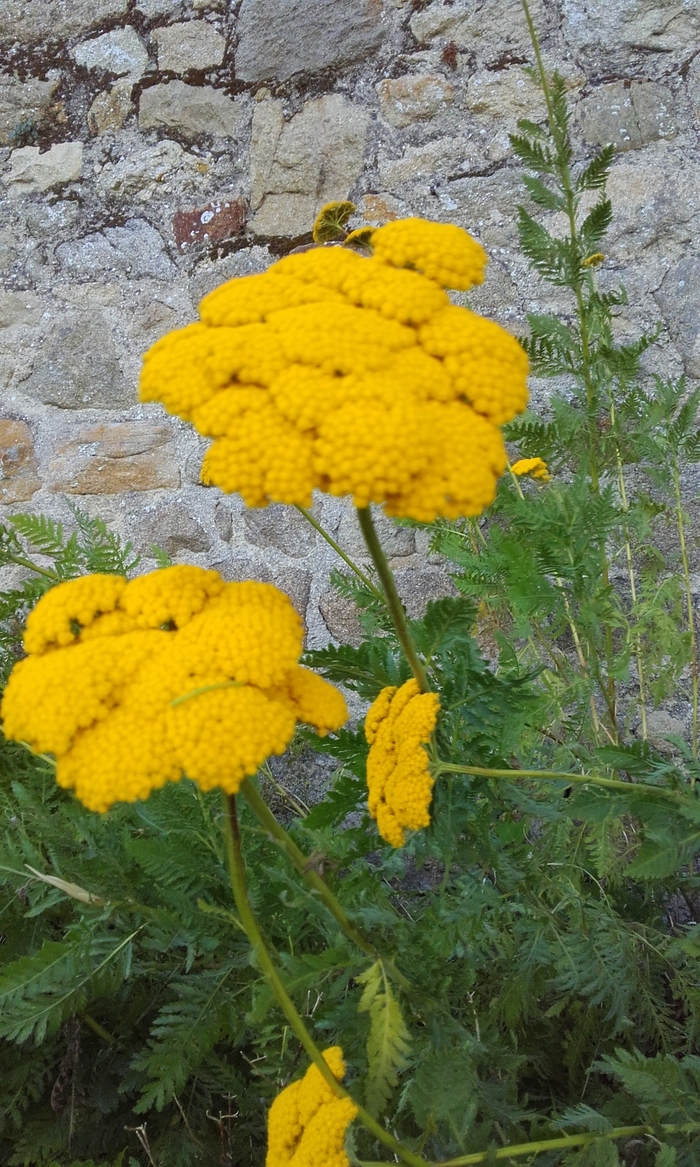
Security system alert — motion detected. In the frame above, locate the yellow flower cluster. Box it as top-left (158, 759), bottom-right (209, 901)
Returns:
top-left (266, 1047), bottom-right (357, 1167)
top-left (365, 679), bottom-right (440, 848)
top-left (1, 568), bottom-right (347, 812)
top-left (511, 456), bottom-right (551, 482)
top-left (140, 217), bottom-right (529, 522)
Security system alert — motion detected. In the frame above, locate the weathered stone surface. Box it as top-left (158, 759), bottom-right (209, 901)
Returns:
top-left (135, 500), bottom-right (212, 555)
top-left (337, 506), bottom-right (415, 558)
top-left (654, 258), bottom-right (700, 378)
top-left (466, 68), bottom-right (547, 123)
top-left (377, 74), bottom-right (454, 128)
top-left (562, 0), bottom-right (700, 75)
top-left (379, 136), bottom-right (470, 188)
top-left (221, 554), bottom-right (311, 617)
top-left (96, 139), bottom-right (205, 199)
top-left (604, 148), bottom-right (700, 259)
top-left (319, 588), bottom-right (364, 647)
top-left (4, 142), bottom-right (83, 196)
top-left (410, 0), bottom-right (549, 61)
top-left (173, 198), bottom-right (246, 250)
top-left (55, 219), bottom-right (173, 281)
top-left (0, 74), bottom-right (60, 146)
top-left (0, 0), bottom-right (129, 43)
top-left (250, 95), bottom-right (368, 235)
top-left (0, 420), bottom-right (41, 504)
top-left (72, 27), bottom-right (148, 77)
top-left (22, 314), bottom-right (130, 409)
top-left (88, 81), bottom-right (135, 134)
top-left (139, 81), bottom-right (243, 138)
top-left (0, 230), bottom-right (18, 274)
top-left (394, 567), bottom-right (456, 619)
top-left (0, 291), bottom-right (42, 329)
top-left (212, 498), bottom-right (233, 541)
top-left (153, 21), bottom-right (227, 73)
top-left (578, 81), bottom-right (676, 152)
top-left (243, 504), bottom-right (316, 557)
top-left (47, 422), bottom-right (180, 494)
top-left (235, 0), bottom-right (384, 83)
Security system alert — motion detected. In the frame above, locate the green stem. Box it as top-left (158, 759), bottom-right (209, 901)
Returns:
top-left (221, 793), bottom-right (427, 1167)
top-left (239, 779), bottom-right (412, 993)
top-left (356, 507), bottom-right (430, 693)
top-left (294, 505), bottom-right (384, 602)
top-left (434, 761), bottom-right (685, 800)
top-left (358, 1120), bottom-right (700, 1166)
top-left (672, 457), bottom-right (698, 760)
top-left (612, 404), bottom-right (648, 740)
top-left (7, 554), bottom-right (61, 581)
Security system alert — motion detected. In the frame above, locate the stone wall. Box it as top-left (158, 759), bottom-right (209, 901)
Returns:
top-left (1, 0), bottom-right (699, 646)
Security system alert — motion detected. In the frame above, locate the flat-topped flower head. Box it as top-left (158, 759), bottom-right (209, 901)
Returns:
top-left (365, 679), bottom-right (440, 848)
top-left (266, 1047), bottom-right (357, 1167)
top-left (1, 569), bottom-right (347, 812)
top-left (510, 456), bottom-right (551, 482)
top-left (140, 217), bottom-right (529, 522)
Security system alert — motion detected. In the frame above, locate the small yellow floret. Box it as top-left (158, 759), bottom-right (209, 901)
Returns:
top-left (139, 218), bottom-right (529, 522)
top-left (266, 1047), bottom-right (358, 1167)
top-left (365, 679), bottom-right (440, 848)
top-left (510, 457), bottom-right (551, 482)
top-left (1, 569), bottom-right (347, 812)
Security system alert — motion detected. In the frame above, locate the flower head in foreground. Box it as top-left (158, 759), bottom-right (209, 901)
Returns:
top-left (266, 1046), bottom-right (357, 1167)
top-left (140, 217), bottom-right (529, 522)
top-left (511, 456), bottom-right (551, 482)
top-left (1, 568), bottom-right (347, 812)
top-left (365, 679), bottom-right (440, 848)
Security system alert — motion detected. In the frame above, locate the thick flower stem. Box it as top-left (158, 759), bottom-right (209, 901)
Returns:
top-left (239, 778), bottom-right (412, 993)
top-left (357, 1120), bottom-right (700, 1166)
top-left (434, 761), bottom-right (685, 801)
top-left (294, 504), bottom-right (384, 601)
top-left (356, 506), bottom-right (430, 693)
top-left (221, 793), bottom-right (428, 1167)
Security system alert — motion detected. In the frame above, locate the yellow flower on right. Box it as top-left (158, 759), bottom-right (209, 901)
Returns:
top-left (365, 679), bottom-right (440, 848)
top-left (266, 1047), bottom-right (357, 1167)
top-left (510, 456), bottom-right (551, 482)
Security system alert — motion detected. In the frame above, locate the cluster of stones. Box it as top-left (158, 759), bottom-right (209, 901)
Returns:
top-left (0, 0), bottom-right (699, 652)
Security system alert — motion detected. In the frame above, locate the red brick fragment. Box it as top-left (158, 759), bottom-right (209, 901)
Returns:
top-left (172, 198), bottom-right (246, 250)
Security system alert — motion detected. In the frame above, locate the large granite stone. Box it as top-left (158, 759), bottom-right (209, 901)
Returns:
top-left (72, 27), bottom-right (148, 77)
top-left (243, 504), bottom-right (316, 557)
top-left (47, 422), bottom-right (180, 494)
top-left (578, 81), bottom-right (676, 152)
top-left (135, 500), bottom-right (212, 555)
top-left (153, 20), bottom-right (227, 72)
top-left (139, 81), bottom-right (242, 138)
top-left (562, 0), bottom-right (700, 76)
top-left (4, 142), bottom-right (83, 196)
top-left (0, 0), bottom-right (129, 43)
top-left (23, 314), bottom-right (131, 409)
top-left (377, 74), bottom-right (455, 128)
top-left (410, 0), bottom-right (549, 63)
top-left (654, 257), bottom-right (700, 378)
top-left (55, 219), bottom-right (173, 281)
top-left (250, 95), bottom-right (368, 236)
top-left (0, 420), bottom-right (41, 504)
top-left (0, 74), bottom-right (60, 146)
top-left (235, 0), bottom-right (384, 83)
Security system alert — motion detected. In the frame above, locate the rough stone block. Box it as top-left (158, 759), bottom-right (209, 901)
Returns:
top-left (250, 95), bottom-right (368, 235)
top-left (55, 219), bottom-right (173, 281)
top-left (394, 567), bottom-right (456, 618)
top-left (235, 0), bottom-right (384, 83)
top-left (153, 21), bottom-right (227, 72)
top-left (578, 81), bottom-right (675, 152)
top-left (47, 422), bottom-right (180, 494)
top-left (173, 199), bottom-right (246, 250)
top-left (88, 81), bottom-right (135, 134)
top-left (218, 553), bottom-right (311, 618)
top-left (0, 0), bottom-right (129, 43)
top-left (0, 74), bottom-right (60, 146)
top-left (337, 505), bottom-right (415, 558)
top-left (377, 74), bottom-right (455, 128)
top-left (410, 0), bottom-right (548, 62)
top-left (72, 27), bottom-right (148, 77)
top-left (23, 314), bottom-right (131, 409)
top-left (0, 291), bottom-right (42, 329)
top-left (4, 142), bottom-right (83, 196)
top-left (134, 500), bottom-right (212, 555)
top-left (243, 504), bottom-right (316, 557)
top-left (654, 257), bottom-right (700, 378)
top-left (562, 0), bottom-right (700, 76)
top-left (466, 68), bottom-right (546, 124)
top-left (96, 139), bottom-right (205, 199)
top-left (319, 588), bottom-right (364, 647)
top-left (0, 420), bottom-right (41, 504)
top-left (139, 81), bottom-right (243, 138)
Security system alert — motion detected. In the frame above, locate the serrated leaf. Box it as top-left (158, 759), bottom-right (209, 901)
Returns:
top-left (361, 968), bottom-right (411, 1117)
